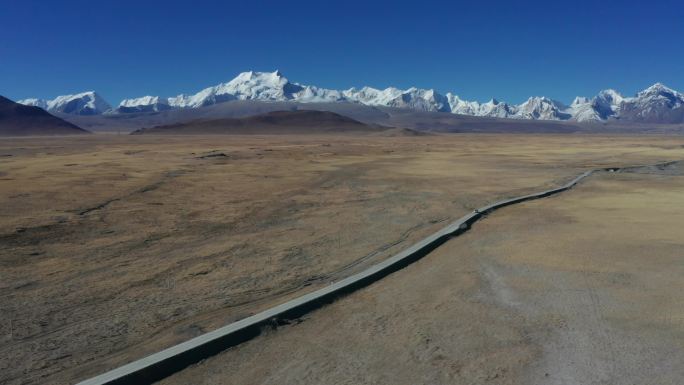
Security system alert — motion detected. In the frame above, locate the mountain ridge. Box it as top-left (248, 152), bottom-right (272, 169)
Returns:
top-left (20, 91), bottom-right (111, 115)
top-left (0, 95), bottom-right (89, 136)
top-left (131, 110), bottom-right (393, 135)
top-left (17, 71), bottom-right (684, 124)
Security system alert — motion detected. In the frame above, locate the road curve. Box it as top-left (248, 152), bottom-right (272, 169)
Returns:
top-left (75, 163), bottom-right (668, 385)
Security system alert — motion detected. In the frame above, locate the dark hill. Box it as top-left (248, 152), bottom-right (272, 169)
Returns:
top-left (132, 110), bottom-right (391, 135)
top-left (0, 96), bottom-right (89, 136)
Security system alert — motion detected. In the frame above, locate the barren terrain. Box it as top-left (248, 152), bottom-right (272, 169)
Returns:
top-left (1, 134), bottom-right (683, 384)
top-left (160, 160), bottom-right (684, 385)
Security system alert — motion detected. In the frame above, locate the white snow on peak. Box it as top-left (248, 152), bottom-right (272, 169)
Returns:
top-left (631, 83), bottom-right (682, 107)
top-left (343, 86), bottom-right (401, 106)
top-left (19, 91), bottom-right (111, 115)
top-left (17, 98), bottom-right (48, 109)
top-left (571, 96), bottom-right (590, 106)
top-left (168, 70), bottom-right (305, 108)
top-left (446, 93), bottom-right (481, 116)
top-left (515, 97), bottom-right (569, 120)
top-left (480, 99), bottom-right (517, 118)
top-left (343, 86), bottom-right (450, 112)
top-left (638, 82), bottom-right (677, 97)
top-left (117, 95), bottom-right (171, 113)
top-left (618, 82), bottom-right (684, 122)
top-left (219, 70), bottom-right (300, 101)
top-left (162, 72), bottom-right (451, 113)
top-left (294, 85), bottom-right (346, 103)
top-left (568, 99), bottom-right (604, 122)
top-left (595, 89), bottom-right (625, 107)
top-left (18, 72), bottom-right (683, 123)
top-left (48, 91), bottom-right (111, 115)
top-left (119, 95), bottom-right (165, 107)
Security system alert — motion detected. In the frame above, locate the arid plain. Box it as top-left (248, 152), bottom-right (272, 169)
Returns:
top-left (1, 133), bottom-right (683, 385)
top-left (159, 159), bottom-right (684, 385)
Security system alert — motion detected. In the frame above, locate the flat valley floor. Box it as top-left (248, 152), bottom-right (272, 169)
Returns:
top-left (1, 134), bottom-right (683, 384)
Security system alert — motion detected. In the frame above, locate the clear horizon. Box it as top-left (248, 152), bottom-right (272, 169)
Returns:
top-left (2, 0), bottom-right (682, 105)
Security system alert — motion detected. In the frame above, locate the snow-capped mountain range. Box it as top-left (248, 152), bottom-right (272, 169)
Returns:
top-left (18, 71), bottom-right (684, 123)
top-left (20, 91), bottom-right (112, 116)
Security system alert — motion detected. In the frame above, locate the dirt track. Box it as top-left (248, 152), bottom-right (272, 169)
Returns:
top-left (1, 134), bottom-right (683, 384)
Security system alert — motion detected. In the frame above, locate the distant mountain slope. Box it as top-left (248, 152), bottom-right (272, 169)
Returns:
top-left (19, 91), bottom-right (111, 115)
top-left (16, 70), bottom-right (684, 124)
top-left (59, 98), bottom-right (684, 136)
top-left (59, 100), bottom-right (390, 133)
top-left (0, 95), bottom-right (89, 136)
top-left (131, 110), bottom-right (390, 135)
top-left (617, 83), bottom-right (684, 123)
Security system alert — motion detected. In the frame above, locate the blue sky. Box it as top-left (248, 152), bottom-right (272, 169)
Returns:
top-left (2, 0), bottom-right (683, 105)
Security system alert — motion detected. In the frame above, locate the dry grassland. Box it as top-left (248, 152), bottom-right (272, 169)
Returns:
top-left (0, 134), bottom-right (682, 384)
top-left (159, 161), bottom-right (684, 385)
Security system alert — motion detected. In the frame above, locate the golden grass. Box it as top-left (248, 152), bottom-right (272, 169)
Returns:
top-left (0, 133), bottom-right (683, 384)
